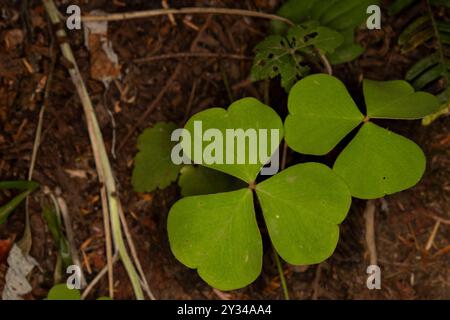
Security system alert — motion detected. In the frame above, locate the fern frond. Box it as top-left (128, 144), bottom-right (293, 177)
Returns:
top-left (392, 0), bottom-right (450, 124)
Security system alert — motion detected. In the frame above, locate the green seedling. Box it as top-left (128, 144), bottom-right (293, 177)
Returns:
top-left (251, 21), bottom-right (343, 91)
top-left (165, 75), bottom-right (438, 290)
top-left (166, 98), bottom-right (352, 290)
top-left (41, 196), bottom-right (73, 283)
top-left (271, 0), bottom-right (379, 64)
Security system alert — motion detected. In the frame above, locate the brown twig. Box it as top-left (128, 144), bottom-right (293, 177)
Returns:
top-left (161, 0), bottom-right (176, 26)
top-left (134, 52), bottom-right (252, 64)
top-left (319, 50), bottom-right (333, 76)
top-left (183, 79), bottom-right (199, 123)
top-left (364, 200), bottom-right (378, 266)
top-left (81, 7), bottom-right (294, 26)
top-left (312, 263), bottom-right (323, 300)
top-left (81, 251), bottom-right (119, 300)
top-left (425, 221), bottom-right (441, 251)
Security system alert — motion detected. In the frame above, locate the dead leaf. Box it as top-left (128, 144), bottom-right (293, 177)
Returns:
top-left (2, 29), bottom-right (24, 49)
top-left (84, 11), bottom-right (121, 86)
top-left (0, 239), bottom-right (12, 263)
top-left (65, 168), bottom-right (88, 179)
top-left (2, 244), bottom-right (38, 300)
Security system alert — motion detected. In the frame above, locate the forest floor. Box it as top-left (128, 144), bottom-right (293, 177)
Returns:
top-left (0, 0), bottom-right (448, 299)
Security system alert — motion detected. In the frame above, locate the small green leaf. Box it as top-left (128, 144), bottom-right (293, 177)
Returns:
top-left (47, 284), bottom-right (81, 300)
top-left (167, 188), bottom-right (262, 290)
top-left (327, 29), bottom-right (364, 64)
top-left (256, 163), bottom-right (351, 265)
top-left (178, 165), bottom-right (246, 197)
top-left (287, 23), bottom-right (344, 53)
top-left (42, 201), bottom-right (72, 267)
top-left (271, 1), bottom-right (318, 34)
top-left (251, 22), bottom-right (343, 91)
top-left (183, 98), bottom-right (283, 183)
top-left (364, 79), bottom-right (441, 119)
top-left (0, 181), bottom-right (39, 224)
top-left (285, 74), bottom-right (364, 155)
top-left (272, 0), bottom-right (379, 64)
top-left (251, 35), bottom-right (306, 91)
top-left (0, 181), bottom-right (39, 190)
top-left (319, 0), bottom-right (375, 32)
top-left (333, 122), bottom-right (426, 199)
top-left (405, 53), bottom-right (440, 82)
top-left (132, 122), bottom-right (180, 193)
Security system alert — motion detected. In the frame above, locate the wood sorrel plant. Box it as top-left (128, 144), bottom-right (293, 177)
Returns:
top-left (132, 74), bottom-right (439, 290)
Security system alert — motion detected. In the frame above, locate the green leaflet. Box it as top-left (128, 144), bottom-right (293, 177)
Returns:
top-left (168, 188), bottom-right (262, 290)
top-left (42, 200), bottom-right (72, 268)
top-left (183, 98), bottom-right (284, 183)
top-left (251, 22), bottom-right (343, 91)
top-left (333, 122), bottom-right (426, 199)
top-left (256, 163), bottom-right (351, 265)
top-left (46, 284), bottom-right (110, 300)
top-left (132, 122), bottom-right (180, 192)
top-left (0, 181), bottom-right (39, 224)
top-left (364, 79), bottom-right (440, 119)
top-left (46, 284), bottom-right (81, 300)
top-left (285, 74), bottom-right (363, 155)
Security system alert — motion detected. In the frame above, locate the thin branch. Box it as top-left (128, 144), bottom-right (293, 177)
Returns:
top-left (81, 7), bottom-right (294, 26)
top-left (425, 220), bottom-right (441, 251)
top-left (364, 200), bottom-right (378, 266)
top-left (312, 263), bottom-right (322, 300)
top-left (118, 205), bottom-right (156, 300)
top-left (81, 251), bottom-right (119, 300)
top-left (318, 50), bottom-right (332, 76)
top-left (42, 0), bottom-right (144, 299)
top-left (100, 185), bottom-right (114, 298)
top-left (134, 52), bottom-right (252, 64)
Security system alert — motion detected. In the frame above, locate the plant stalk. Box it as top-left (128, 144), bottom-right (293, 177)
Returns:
top-left (273, 247), bottom-right (290, 300)
top-left (42, 0), bottom-right (144, 299)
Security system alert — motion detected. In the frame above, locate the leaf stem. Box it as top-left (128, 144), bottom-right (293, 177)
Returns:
top-left (273, 247), bottom-right (290, 300)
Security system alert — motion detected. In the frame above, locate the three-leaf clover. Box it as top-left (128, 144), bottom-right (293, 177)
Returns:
top-left (251, 21), bottom-right (343, 91)
top-left (168, 98), bottom-right (352, 290)
top-left (285, 74), bottom-right (440, 199)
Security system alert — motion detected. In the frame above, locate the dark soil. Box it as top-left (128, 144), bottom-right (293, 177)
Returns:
top-left (0, 0), bottom-right (448, 300)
